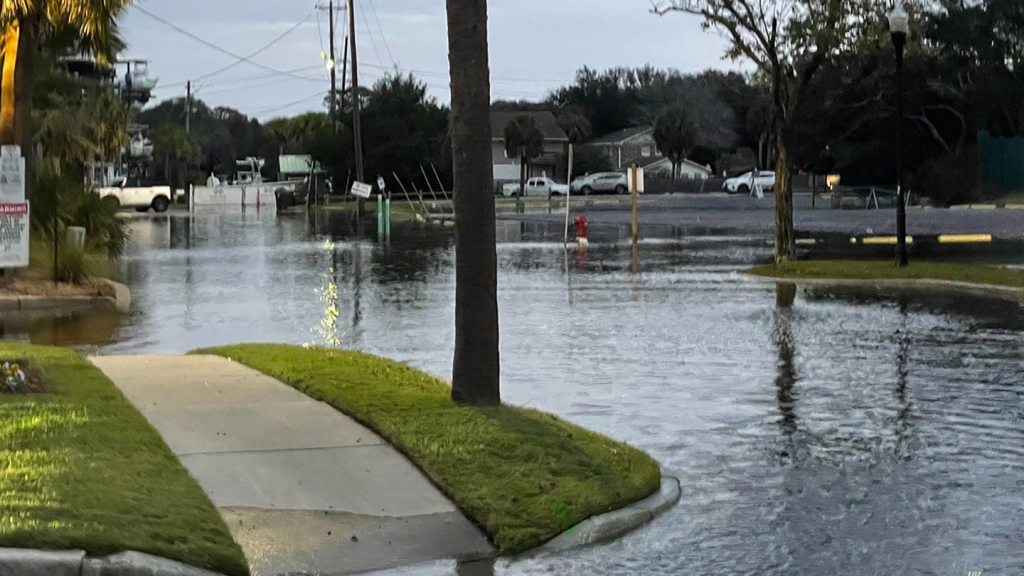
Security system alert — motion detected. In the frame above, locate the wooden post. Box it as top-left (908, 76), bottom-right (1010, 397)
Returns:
top-left (429, 163), bottom-right (451, 203)
top-left (420, 165), bottom-right (439, 202)
top-left (564, 144), bottom-right (573, 245)
top-left (393, 173), bottom-right (419, 218)
top-left (394, 172), bottom-right (430, 217)
top-left (630, 163), bottom-right (639, 245)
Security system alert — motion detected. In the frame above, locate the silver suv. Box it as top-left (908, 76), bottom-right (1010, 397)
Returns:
top-left (573, 172), bottom-right (629, 195)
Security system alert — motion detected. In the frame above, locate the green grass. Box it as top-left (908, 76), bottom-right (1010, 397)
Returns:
top-left (1000, 191), bottom-right (1024, 205)
top-left (749, 260), bottom-right (1024, 288)
top-left (0, 344), bottom-right (248, 576)
top-left (197, 344), bottom-right (662, 554)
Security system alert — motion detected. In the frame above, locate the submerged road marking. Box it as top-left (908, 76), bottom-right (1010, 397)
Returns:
top-left (937, 234), bottom-right (993, 244)
top-left (862, 236), bottom-right (915, 245)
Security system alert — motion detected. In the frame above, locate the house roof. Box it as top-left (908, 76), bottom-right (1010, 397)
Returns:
top-left (490, 111), bottom-right (569, 143)
top-left (643, 157), bottom-right (712, 174)
top-left (589, 126), bottom-right (653, 146)
top-left (279, 155), bottom-right (324, 175)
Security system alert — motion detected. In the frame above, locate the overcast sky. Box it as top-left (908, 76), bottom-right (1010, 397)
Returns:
top-left (120, 0), bottom-right (736, 122)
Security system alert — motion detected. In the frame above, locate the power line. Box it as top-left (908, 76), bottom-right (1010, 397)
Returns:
top-left (193, 11), bottom-right (314, 82)
top-left (161, 65), bottom-right (325, 90)
top-left (366, 0), bottom-right (395, 67)
top-left (133, 5), bottom-right (318, 82)
top-left (357, 0), bottom-right (385, 69)
top-left (252, 91), bottom-right (325, 117)
top-left (195, 74), bottom-right (325, 97)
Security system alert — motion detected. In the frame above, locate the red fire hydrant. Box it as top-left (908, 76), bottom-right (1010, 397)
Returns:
top-left (574, 214), bottom-right (589, 247)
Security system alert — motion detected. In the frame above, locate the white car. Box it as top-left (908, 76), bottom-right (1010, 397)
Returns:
top-left (724, 170), bottom-right (776, 194)
top-left (501, 177), bottom-right (569, 197)
top-left (96, 177), bottom-right (173, 213)
top-left (572, 172), bottom-right (629, 195)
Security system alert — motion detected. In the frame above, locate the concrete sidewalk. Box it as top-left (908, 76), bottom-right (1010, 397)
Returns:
top-left (90, 355), bottom-right (493, 576)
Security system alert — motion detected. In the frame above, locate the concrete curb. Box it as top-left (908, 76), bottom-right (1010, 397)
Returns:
top-left (0, 295), bottom-right (117, 312)
top-left (754, 275), bottom-right (1024, 303)
top-left (518, 475), bottom-right (681, 558)
top-left (98, 278), bottom-right (133, 312)
top-left (0, 549), bottom-right (225, 576)
top-left (0, 280), bottom-right (131, 313)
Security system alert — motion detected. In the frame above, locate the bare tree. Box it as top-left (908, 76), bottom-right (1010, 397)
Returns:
top-left (652, 0), bottom-right (862, 262)
top-left (446, 0), bottom-right (500, 405)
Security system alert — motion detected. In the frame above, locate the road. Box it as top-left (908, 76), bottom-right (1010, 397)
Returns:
top-left (497, 193), bottom-right (1024, 240)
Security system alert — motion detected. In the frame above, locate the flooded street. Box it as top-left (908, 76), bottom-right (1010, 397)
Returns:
top-left (4, 210), bottom-right (1024, 575)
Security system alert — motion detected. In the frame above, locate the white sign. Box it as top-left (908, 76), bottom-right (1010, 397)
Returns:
top-left (376, 176), bottom-right (387, 191)
top-left (351, 181), bottom-right (373, 199)
top-left (628, 166), bottom-right (645, 193)
top-left (0, 146), bottom-right (25, 203)
top-left (0, 203), bottom-right (29, 268)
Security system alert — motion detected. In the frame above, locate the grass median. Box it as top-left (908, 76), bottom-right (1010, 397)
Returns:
top-left (197, 344), bottom-right (662, 554)
top-left (749, 260), bottom-right (1024, 288)
top-left (0, 343), bottom-right (248, 576)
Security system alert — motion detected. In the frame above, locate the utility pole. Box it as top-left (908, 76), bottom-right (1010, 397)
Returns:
top-left (328, 1), bottom-right (337, 128)
top-left (185, 80), bottom-right (192, 134)
top-left (348, 0), bottom-right (365, 215)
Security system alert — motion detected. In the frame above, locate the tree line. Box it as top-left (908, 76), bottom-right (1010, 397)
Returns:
top-left (138, 0), bottom-right (1022, 213)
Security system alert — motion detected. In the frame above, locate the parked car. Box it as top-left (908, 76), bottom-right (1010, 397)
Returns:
top-left (724, 170), bottom-right (776, 194)
top-left (96, 177), bottom-right (173, 213)
top-left (572, 172), bottom-right (629, 195)
top-left (501, 177), bottom-right (569, 197)
top-left (831, 186), bottom-right (899, 209)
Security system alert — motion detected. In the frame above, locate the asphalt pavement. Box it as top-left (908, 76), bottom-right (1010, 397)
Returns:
top-left (497, 193), bottom-right (1024, 240)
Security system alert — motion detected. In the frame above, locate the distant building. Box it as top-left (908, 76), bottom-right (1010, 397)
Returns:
top-left (490, 111), bottom-right (570, 186)
top-left (587, 126), bottom-right (661, 170)
top-left (278, 155), bottom-right (324, 181)
top-left (589, 126), bottom-right (709, 179)
top-left (643, 157), bottom-right (712, 180)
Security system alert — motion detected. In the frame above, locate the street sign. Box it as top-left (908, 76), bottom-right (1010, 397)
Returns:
top-left (0, 203), bottom-right (29, 268)
top-left (376, 176), bottom-right (387, 192)
top-left (0, 146), bottom-right (25, 203)
top-left (351, 181), bottom-right (373, 199)
top-left (628, 166), bottom-right (645, 193)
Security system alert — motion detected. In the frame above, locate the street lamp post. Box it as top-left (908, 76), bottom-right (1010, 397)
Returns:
top-left (889, 1), bottom-right (910, 267)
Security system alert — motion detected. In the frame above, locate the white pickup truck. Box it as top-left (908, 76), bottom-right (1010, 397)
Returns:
top-left (501, 177), bottom-right (569, 198)
top-left (96, 177), bottom-right (173, 213)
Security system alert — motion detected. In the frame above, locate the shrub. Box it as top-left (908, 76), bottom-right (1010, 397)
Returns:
top-left (31, 165), bottom-right (128, 260)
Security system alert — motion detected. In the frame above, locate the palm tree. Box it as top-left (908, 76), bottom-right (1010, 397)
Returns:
top-left (557, 109), bottom-right (592, 144)
top-left (446, 0), bottom-right (500, 405)
top-left (151, 125), bottom-right (195, 191)
top-left (653, 107), bottom-right (699, 183)
top-left (2, 0), bottom-right (134, 196)
top-left (503, 115), bottom-right (544, 198)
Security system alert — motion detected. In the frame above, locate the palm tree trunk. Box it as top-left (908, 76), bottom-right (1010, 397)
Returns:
top-left (446, 0), bottom-right (500, 405)
top-left (13, 18), bottom-right (34, 164)
top-left (1, 21), bottom-right (20, 145)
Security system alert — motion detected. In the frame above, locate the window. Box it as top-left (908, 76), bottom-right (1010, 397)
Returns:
top-left (641, 145), bottom-right (652, 158)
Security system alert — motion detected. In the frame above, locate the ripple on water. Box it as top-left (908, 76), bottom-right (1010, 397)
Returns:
top-left (4, 215), bottom-right (1023, 575)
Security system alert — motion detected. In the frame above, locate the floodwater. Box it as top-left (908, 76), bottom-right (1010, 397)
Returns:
top-left (3, 210), bottom-right (1023, 576)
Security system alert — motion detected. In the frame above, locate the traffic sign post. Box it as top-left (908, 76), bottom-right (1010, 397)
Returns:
top-left (0, 203), bottom-right (30, 269)
top-left (0, 146), bottom-right (27, 274)
top-left (0, 146), bottom-right (26, 204)
top-left (351, 181), bottom-right (372, 199)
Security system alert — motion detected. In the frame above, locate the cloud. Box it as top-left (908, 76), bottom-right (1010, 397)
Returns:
top-left (121, 0), bottom-right (738, 120)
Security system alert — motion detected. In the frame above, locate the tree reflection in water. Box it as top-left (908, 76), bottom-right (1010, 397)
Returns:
top-left (773, 283), bottom-right (799, 460)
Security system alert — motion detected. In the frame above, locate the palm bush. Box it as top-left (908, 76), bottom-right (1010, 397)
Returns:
top-left (31, 164), bottom-right (128, 262)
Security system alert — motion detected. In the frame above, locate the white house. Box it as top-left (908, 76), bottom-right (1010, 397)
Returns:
top-left (643, 157), bottom-right (712, 180)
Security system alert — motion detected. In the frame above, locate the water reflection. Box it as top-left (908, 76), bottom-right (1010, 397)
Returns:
top-left (3, 212), bottom-right (1023, 575)
top-left (0, 308), bottom-right (121, 347)
top-left (773, 283), bottom-right (799, 452)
